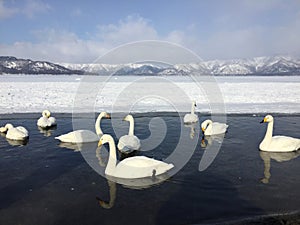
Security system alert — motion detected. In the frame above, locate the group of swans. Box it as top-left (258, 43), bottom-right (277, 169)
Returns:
top-left (0, 110), bottom-right (56, 141)
top-left (183, 101), bottom-right (229, 136)
top-left (184, 101), bottom-right (299, 153)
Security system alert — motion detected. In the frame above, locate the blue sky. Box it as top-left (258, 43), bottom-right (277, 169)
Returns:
top-left (1, 0), bottom-right (300, 63)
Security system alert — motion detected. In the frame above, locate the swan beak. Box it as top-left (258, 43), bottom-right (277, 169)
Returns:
top-left (201, 127), bottom-right (205, 132)
top-left (106, 114), bottom-right (111, 119)
top-left (260, 118), bottom-right (266, 123)
top-left (98, 140), bottom-right (102, 147)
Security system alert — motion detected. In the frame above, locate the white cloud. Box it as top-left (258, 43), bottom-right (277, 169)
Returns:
top-left (96, 15), bottom-right (158, 45)
top-left (2, 13), bottom-right (300, 63)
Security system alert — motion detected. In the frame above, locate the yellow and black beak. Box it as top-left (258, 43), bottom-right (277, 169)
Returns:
top-left (98, 140), bottom-right (102, 147)
top-left (106, 114), bottom-right (111, 119)
top-left (260, 117), bottom-right (267, 123)
top-left (201, 127), bottom-right (205, 132)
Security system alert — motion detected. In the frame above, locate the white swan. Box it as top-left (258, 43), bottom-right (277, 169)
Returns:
top-left (55, 112), bottom-right (110, 143)
top-left (117, 114), bottom-right (141, 154)
top-left (183, 101), bottom-right (198, 124)
top-left (0, 123), bottom-right (29, 141)
top-left (37, 110), bottom-right (56, 128)
top-left (99, 134), bottom-right (174, 179)
top-left (201, 119), bottom-right (228, 135)
top-left (259, 115), bottom-right (300, 152)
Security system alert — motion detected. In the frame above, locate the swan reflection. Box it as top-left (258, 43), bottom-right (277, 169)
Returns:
top-left (58, 141), bottom-right (98, 152)
top-left (199, 134), bottom-right (225, 171)
top-left (184, 123), bottom-right (196, 139)
top-left (96, 180), bottom-right (116, 209)
top-left (38, 126), bottom-right (57, 137)
top-left (260, 150), bottom-right (300, 184)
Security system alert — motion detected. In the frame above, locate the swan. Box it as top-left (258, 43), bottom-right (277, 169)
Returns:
top-left (183, 101), bottom-right (198, 124)
top-left (99, 134), bottom-right (174, 179)
top-left (55, 112), bottom-right (110, 143)
top-left (117, 114), bottom-right (141, 154)
top-left (0, 123), bottom-right (29, 141)
top-left (37, 110), bottom-right (56, 128)
top-left (201, 119), bottom-right (228, 135)
top-left (259, 115), bottom-right (300, 152)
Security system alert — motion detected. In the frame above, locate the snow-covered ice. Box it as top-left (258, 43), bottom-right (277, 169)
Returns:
top-left (0, 75), bottom-right (299, 114)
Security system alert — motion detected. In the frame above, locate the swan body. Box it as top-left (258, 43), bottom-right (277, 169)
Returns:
top-left (99, 134), bottom-right (174, 179)
top-left (37, 110), bottom-right (56, 128)
top-left (259, 115), bottom-right (300, 152)
top-left (117, 115), bottom-right (141, 153)
top-left (55, 112), bottom-right (110, 143)
top-left (0, 123), bottom-right (29, 141)
top-left (183, 101), bottom-right (198, 124)
top-left (201, 119), bottom-right (228, 135)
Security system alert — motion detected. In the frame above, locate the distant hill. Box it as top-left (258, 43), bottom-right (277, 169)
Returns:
top-left (0, 56), bottom-right (83, 75)
top-left (1, 55), bottom-right (300, 75)
top-left (62, 56), bottom-right (300, 76)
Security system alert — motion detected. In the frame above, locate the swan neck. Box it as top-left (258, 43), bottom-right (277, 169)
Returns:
top-left (264, 121), bottom-right (273, 141)
top-left (105, 138), bottom-right (117, 175)
top-left (95, 113), bottom-right (104, 136)
top-left (128, 118), bottom-right (134, 136)
top-left (191, 103), bottom-right (195, 114)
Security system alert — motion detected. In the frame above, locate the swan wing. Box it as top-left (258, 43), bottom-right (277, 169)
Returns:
top-left (212, 122), bottom-right (228, 134)
top-left (55, 130), bottom-right (98, 143)
top-left (268, 136), bottom-right (300, 152)
top-left (6, 127), bottom-right (28, 140)
top-left (37, 117), bottom-right (56, 127)
top-left (114, 156), bottom-right (174, 178)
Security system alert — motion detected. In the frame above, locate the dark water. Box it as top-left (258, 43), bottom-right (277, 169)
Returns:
top-left (0, 113), bottom-right (299, 225)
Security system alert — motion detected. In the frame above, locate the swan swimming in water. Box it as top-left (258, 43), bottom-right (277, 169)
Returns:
top-left (37, 110), bottom-right (56, 128)
top-left (99, 134), bottom-right (174, 179)
top-left (183, 101), bottom-right (198, 124)
top-left (0, 123), bottom-right (29, 141)
top-left (201, 119), bottom-right (228, 135)
top-left (117, 114), bottom-right (141, 154)
top-left (259, 115), bottom-right (300, 152)
top-left (55, 112), bottom-right (110, 143)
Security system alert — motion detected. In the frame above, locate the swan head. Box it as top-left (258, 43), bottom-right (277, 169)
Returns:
top-left (98, 134), bottom-right (114, 147)
top-left (4, 123), bottom-right (14, 130)
top-left (104, 112), bottom-right (111, 119)
top-left (201, 120), bottom-right (212, 132)
top-left (123, 114), bottom-right (133, 122)
top-left (42, 110), bottom-right (51, 118)
top-left (192, 101), bottom-right (197, 107)
top-left (260, 115), bottom-right (273, 123)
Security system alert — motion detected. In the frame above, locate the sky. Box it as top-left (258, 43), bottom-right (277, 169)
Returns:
top-left (1, 0), bottom-right (300, 63)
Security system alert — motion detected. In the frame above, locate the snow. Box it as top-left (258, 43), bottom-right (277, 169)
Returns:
top-left (0, 75), bottom-right (299, 114)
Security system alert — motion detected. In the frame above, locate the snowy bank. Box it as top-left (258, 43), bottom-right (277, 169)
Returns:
top-left (0, 75), bottom-right (299, 114)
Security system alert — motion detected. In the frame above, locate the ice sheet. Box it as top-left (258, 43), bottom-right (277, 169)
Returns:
top-left (0, 75), bottom-right (299, 114)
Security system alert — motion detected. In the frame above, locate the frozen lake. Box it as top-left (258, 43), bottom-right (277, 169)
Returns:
top-left (0, 75), bottom-right (299, 114)
top-left (0, 113), bottom-right (299, 225)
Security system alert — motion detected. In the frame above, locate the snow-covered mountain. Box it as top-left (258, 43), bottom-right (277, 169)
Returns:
top-left (1, 55), bottom-right (300, 75)
top-left (0, 56), bottom-right (83, 75)
top-left (61, 56), bottom-right (300, 75)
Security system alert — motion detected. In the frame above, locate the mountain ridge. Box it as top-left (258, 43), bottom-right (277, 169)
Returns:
top-left (1, 55), bottom-right (300, 75)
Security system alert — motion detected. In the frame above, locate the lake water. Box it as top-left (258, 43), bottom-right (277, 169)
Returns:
top-left (0, 113), bottom-right (299, 225)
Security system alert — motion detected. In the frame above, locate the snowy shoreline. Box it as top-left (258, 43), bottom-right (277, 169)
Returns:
top-left (0, 75), bottom-right (299, 114)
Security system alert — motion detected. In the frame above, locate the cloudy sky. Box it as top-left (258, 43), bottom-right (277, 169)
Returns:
top-left (1, 0), bottom-right (300, 63)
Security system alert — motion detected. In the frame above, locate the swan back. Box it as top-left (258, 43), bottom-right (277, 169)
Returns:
top-left (5, 124), bottom-right (29, 141)
top-left (201, 120), bottom-right (228, 135)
